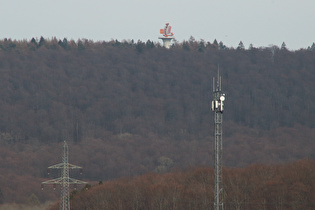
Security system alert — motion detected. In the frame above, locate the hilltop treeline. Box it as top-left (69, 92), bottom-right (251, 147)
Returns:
top-left (47, 159), bottom-right (315, 210)
top-left (0, 37), bottom-right (314, 204)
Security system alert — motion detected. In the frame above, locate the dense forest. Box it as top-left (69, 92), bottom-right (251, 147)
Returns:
top-left (0, 37), bottom-right (314, 205)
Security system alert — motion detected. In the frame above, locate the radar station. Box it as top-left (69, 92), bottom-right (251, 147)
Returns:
top-left (159, 23), bottom-right (174, 49)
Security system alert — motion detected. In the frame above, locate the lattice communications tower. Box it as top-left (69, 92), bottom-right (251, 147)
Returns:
top-left (159, 23), bottom-right (174, 49)
top-left (211, 70), bottom-right (225, 210)
top-left (41, 141), bottom-right (87, 210)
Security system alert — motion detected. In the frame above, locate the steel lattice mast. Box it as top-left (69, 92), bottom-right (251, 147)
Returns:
top-left (211, 70), bottom-right (225, 210)
top-left (41, 141), bottom-right (87, 210)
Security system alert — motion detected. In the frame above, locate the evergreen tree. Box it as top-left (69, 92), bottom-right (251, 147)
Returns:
top-left (114, 39), bottom-right (121, 47)
top-left (38, 36), bottom-right (45, 48)
top-left (58, 38), bottom-right (68, 49)
top-left (219, 41), bottom-right (226, 50)
top-left (198, 39), bottom-right (205, 52)
top-left (136, 40), bottom-right (145, 53)
top-left (77, 39), bottom-right (85, 51)
top-left (237, 41), bottom-right (245, 50)
top-left (30, 37), bottom-right (37, 45)
top-left (145, 40), bottom-right (155, 48)
top-left (182, 41), bottom-right (190, 51)
top-left (281, 42), bottom-right (287, 50)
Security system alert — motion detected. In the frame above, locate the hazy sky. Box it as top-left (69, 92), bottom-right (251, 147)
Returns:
top-left (1, 0), bottom-right (314, 49)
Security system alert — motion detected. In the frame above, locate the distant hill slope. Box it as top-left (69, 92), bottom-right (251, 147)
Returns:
top-left (0, 38), bottom-right (314, 203)
top-left (0, 38), bottom-right (314, 143)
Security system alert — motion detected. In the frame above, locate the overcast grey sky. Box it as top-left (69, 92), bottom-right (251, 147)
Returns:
top-left (1, 0), bottom-right (314, 49)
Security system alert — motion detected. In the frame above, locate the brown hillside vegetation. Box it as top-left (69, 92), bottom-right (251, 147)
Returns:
top-left (0, 38), bottom-right (314, 204)
top-left (1, 126), bottom-right (315, 205)
top-left (50, 159), bottom-right (315, 210)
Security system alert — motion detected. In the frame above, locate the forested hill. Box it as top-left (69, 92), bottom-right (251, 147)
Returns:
top-left (0, 38), bottom-right (315, 204)
top-left (0, 38), bottom-right (314, 143)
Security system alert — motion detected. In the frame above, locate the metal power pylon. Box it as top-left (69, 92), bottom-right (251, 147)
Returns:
top-left (41, 141), bottom-right (87, 210)
top-left (211, 70), bottom-right (225, 210)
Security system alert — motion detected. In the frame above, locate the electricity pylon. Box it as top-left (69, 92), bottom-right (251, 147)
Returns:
top-left (41, 141), bottom-right (87, 210)
top-left (211, 70), bottom-right (225, 210)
